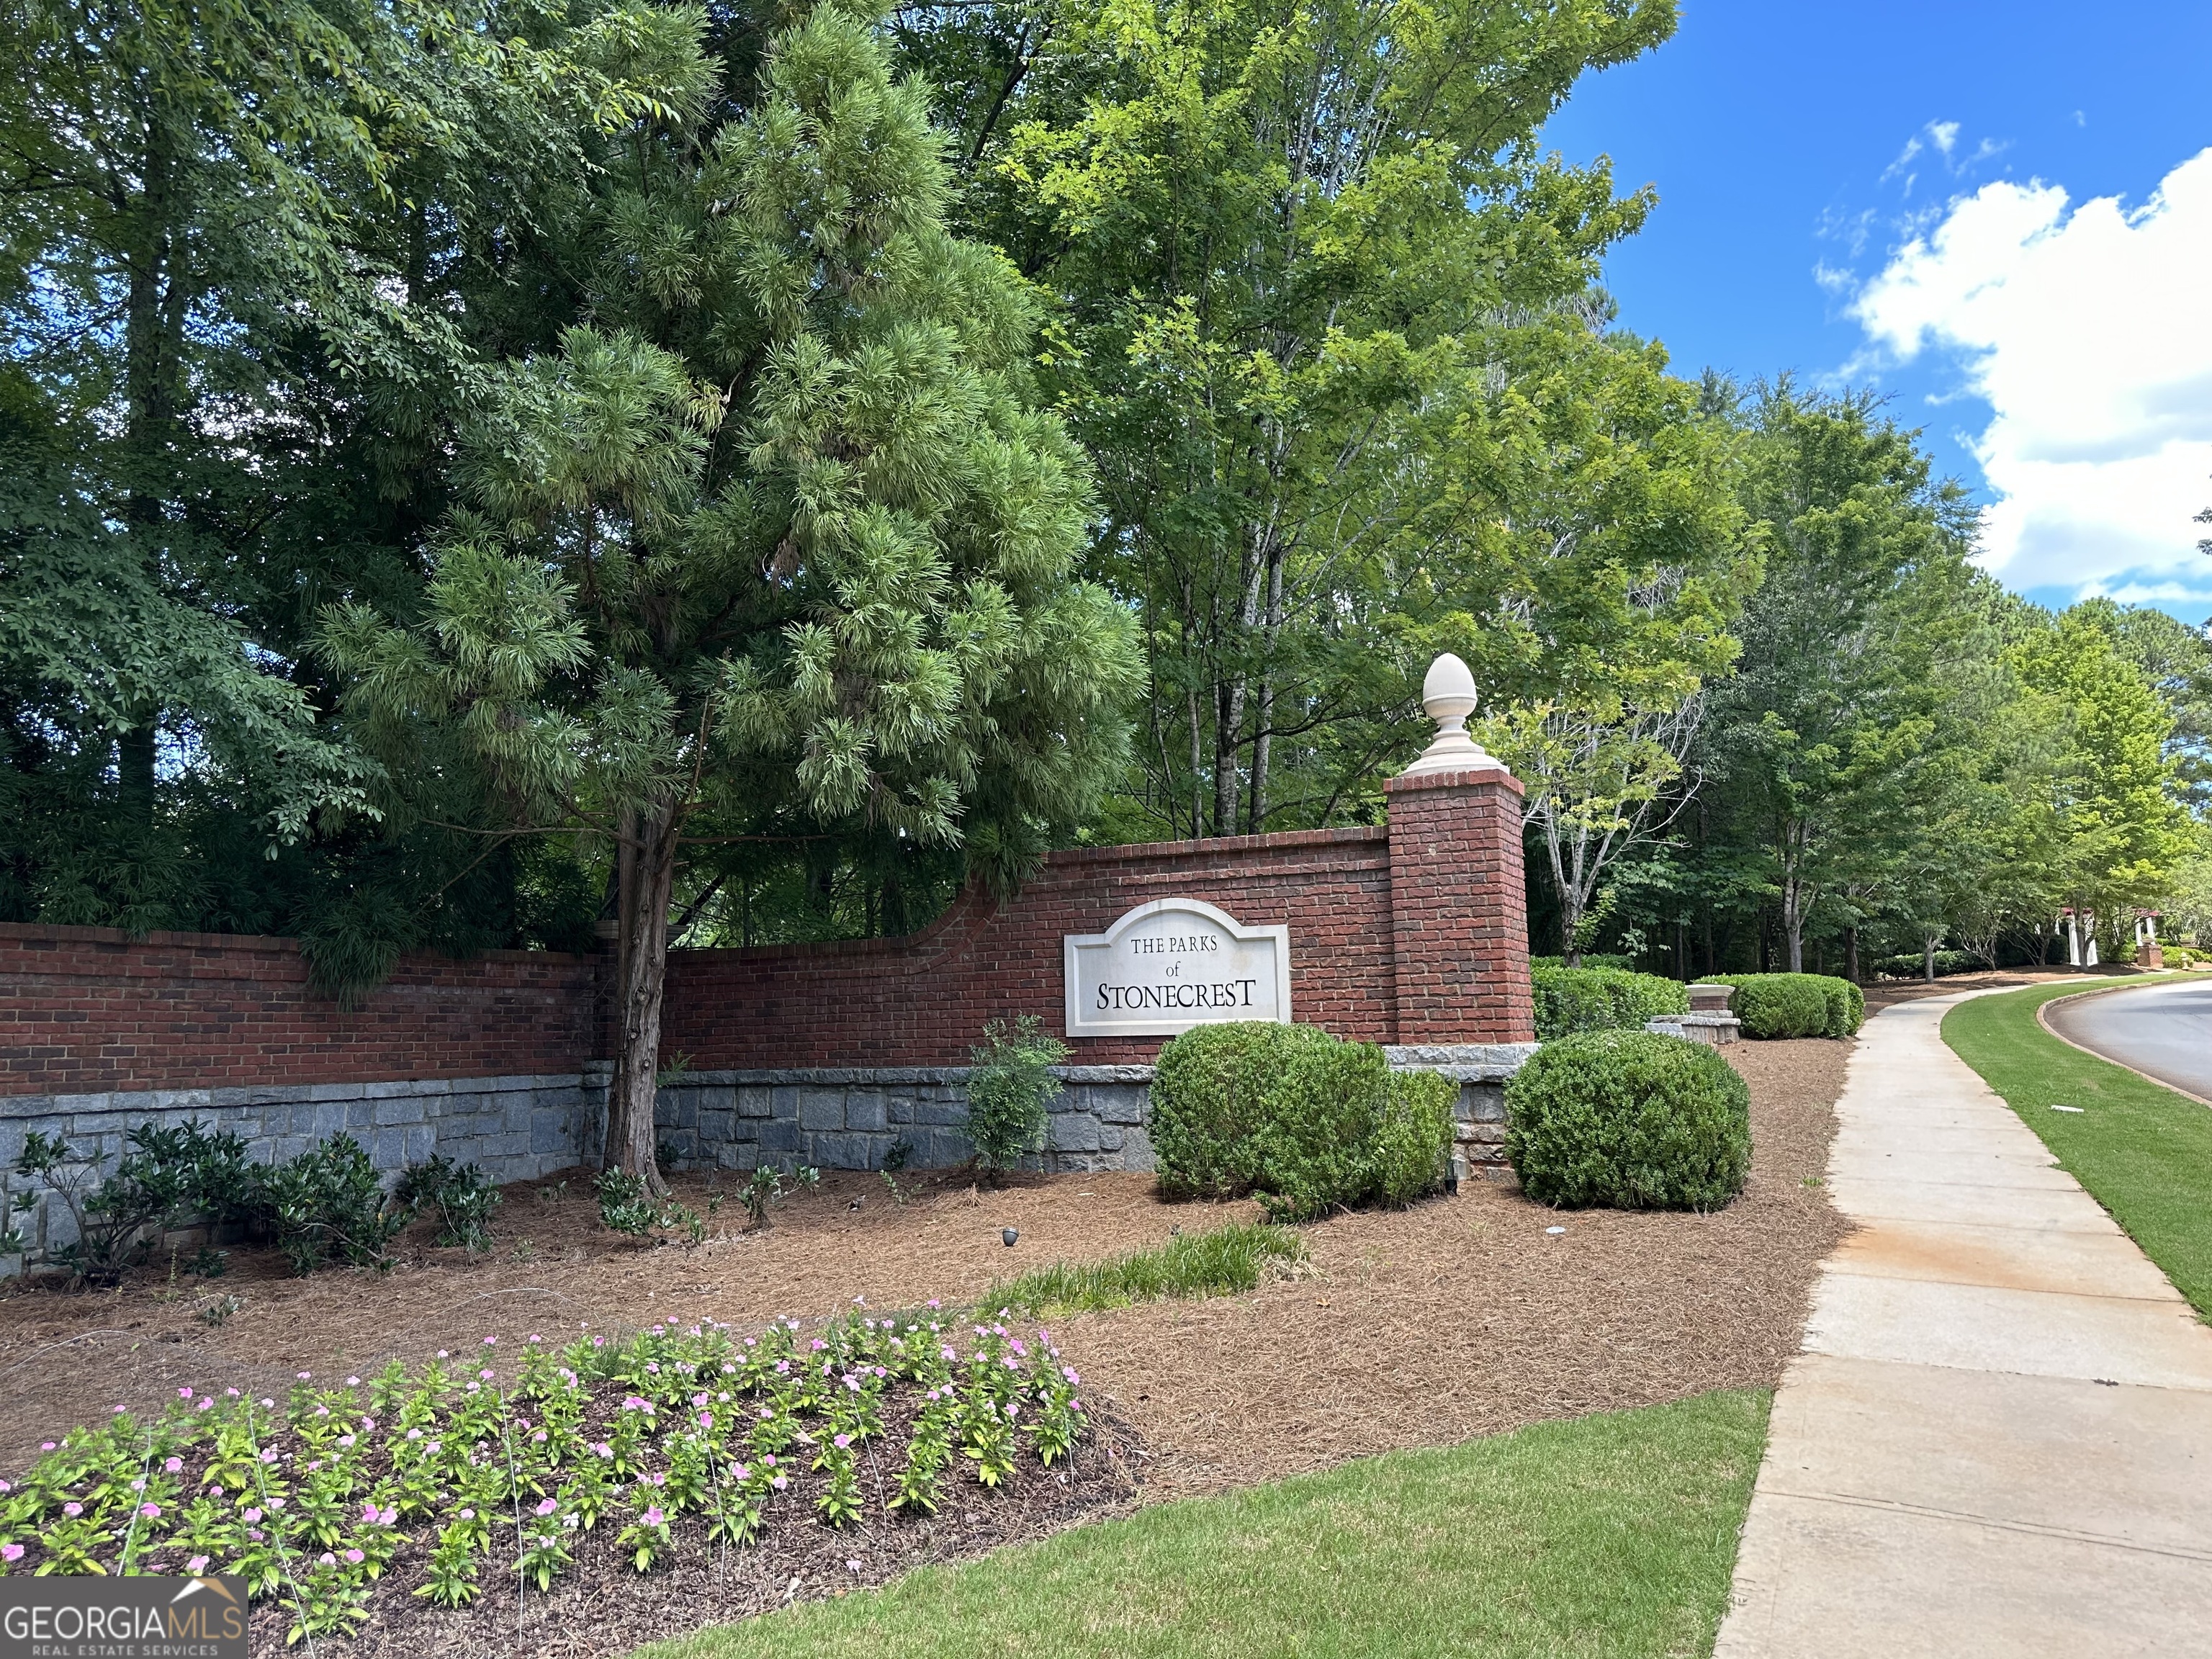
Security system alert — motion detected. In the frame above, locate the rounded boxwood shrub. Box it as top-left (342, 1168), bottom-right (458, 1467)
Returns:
top-left (1703, 973), bottom-right (1845, 1039)
top-left (1149, 1022), bottom-right (1331, 1199)
top-left (1532, 965), bottom-right (1689, 1039)
top-left (1505, 1030), bottom-right (1751, 1210)
top-left (1150, 1022), bottom-right (1457, 1217)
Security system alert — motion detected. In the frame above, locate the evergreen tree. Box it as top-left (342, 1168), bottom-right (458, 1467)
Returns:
top-left (323, 2), bottom-right (1141, 1190)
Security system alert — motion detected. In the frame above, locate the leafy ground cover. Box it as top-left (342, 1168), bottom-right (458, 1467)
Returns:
top-left (1943, 978), bottom-right (2212, 1317)
top-left (639, 1389), bottom-right (1773, 1659)
top-left (990, 1223), bottom-right (1304, 1316)
top-left (0, 1313), bottom-right (1133, 1658)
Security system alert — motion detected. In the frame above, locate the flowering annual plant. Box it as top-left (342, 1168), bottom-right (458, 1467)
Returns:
top-left (0, 1310), bottom-right (1089, 1633)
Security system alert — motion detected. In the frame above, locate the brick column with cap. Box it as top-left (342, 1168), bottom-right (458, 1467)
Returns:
top-left (1382, 654), bottom-right (1536, 1045)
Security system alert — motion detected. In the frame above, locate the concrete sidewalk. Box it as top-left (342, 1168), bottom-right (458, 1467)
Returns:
top-left (1715, 989), bottom-right (2212, 1659)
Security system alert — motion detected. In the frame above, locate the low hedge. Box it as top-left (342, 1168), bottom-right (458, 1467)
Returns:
top-left (1874, 950), bottom-right (1977, 979)
top-left (1151, 1022), bottom-right (1457, 1220)
top-left (1531, 965), bottom-right (1689, 1040)
top-left (1504, 1030), bottom-right (1751, 1210)
top-left (1702, 973), bottom-right (1862, 1039)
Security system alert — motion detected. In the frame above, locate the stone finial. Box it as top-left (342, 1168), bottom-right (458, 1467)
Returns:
top-left (1398, 652), bottom-right (1505, 778)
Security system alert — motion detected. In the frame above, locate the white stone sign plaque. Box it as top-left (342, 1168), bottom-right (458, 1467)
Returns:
top-left (1063, 899), bottom-right (1290, 1038)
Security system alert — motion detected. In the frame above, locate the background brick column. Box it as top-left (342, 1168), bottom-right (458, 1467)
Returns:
top-left (1384, 765), bottom-right (1534, 1044)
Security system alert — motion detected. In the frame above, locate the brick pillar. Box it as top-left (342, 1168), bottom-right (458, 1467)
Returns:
top-left (1384, 765), bottom-right (1534, 1044)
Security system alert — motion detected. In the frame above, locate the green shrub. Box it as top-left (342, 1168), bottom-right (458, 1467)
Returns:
top-left (1148, 1022), bottom-right (1331, 1200)
top-left (1873, 950), bottom-right (1976, 980)
top-left (1531, 965), bottom-right (1689, 1039)
top-left (395, 1154), bottom-right (502, 1250)
top-left (262, 1134), bottom-right (410, 1274)
top-left (1505, 1030), bottom-right (1751, 1210)
top-left (1703, 974), bottom-right (1858, 1039)
top-left (1373, 1071), bottom-right (1460, 1209)
top-left (1150, 1022), bottom-right (1456, 1218)
top-left (10, 1120), bottom-right (259, 1285)
top-left (964, 1015), bottom-right (1070, 1177)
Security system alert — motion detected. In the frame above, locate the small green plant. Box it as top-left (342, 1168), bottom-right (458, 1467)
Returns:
top-left (595, 1168), bottom-right (708, 1244)
top-left (395, 1154), bottom-right (502, 1251)
top-left (263, 1135), bottom-right (409, 1274)
top-left (739, 1165), bottom-right (784, 1228)
top-left (964, 1015), bottom-right (1068, 1180)
top-left (197, 1292), bottom-right (246, 1328)
top-left (1506, 1029), bottom-right (1752, 1210)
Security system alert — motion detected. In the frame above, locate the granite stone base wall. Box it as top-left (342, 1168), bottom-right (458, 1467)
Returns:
top-left (642, 1065), bottom-right (1156, 1177)
top-left (2, 1044), bottom-right (1536, 1269)
top-left (0, 1074), bottom-right (593, 1267)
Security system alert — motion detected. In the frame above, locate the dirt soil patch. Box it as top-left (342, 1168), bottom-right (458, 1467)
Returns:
top-left (1858, 966), bottom-right (2100, 1012)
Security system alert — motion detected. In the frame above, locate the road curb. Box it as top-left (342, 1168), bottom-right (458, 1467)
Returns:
top-left (2030, 976), bottom-right (2212, 1107)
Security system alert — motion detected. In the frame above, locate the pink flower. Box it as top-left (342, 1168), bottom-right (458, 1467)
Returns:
top-left (642, 1507), bottom-right (665, 1527)
top-left (698, 1413), bottom-right (713, 1429)
top-left (769, 1475), bottom-right (788, 1491)
top-left (732, 1464), bottom-right (751, 1481)
top-left (186, 1554), bottom-right (210, 1573)
top-left (195, 1398), bottom-right (212, 1411)
top-left (833, 1434), bottom-right (852, 1449)
top-left (163, 1457), bottom-right (183, 1474)
top-left (483, 1336), bottom-right (497, 1346)
top-left (1, 1544), bottom-right (22, 1563)
top-left (179, 1387), bottom-right (194, 1400)
top-left (346, 1376), bottom-right (359, 1386)
top-left (62, 1502), bottom-right (81, 1517)
top-left (138, 1503), bottom-right (161, 1519)
top-left (845, 1557), bottom-right (861, 1572)
top-left (297, 1372), bottom-right (311, 1380)
top-left (318, 1552), bottom-right (336, 1567)
top-left (243, 1508), bottom-right (263, 1524)
top-left (1063, 1367), bottom-right (1081, 1385)
top-left (535, 1499), bottom-right (557, 1517)
top-left (343, 1549), bottom-right (364, 1565)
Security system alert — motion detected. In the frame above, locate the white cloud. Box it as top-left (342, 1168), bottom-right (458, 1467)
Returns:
top-left (1850, 148), bottom-right (2212, 599)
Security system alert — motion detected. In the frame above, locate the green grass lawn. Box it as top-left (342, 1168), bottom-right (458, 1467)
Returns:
top-left (1943, 978), bottom-right (2212, 1318)
top-left (635, 1389), bottom-right (1771, 1659)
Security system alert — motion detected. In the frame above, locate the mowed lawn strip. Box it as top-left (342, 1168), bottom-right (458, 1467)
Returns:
top-left (1943, 978), bottom-right (2212, 1317)
top-left (635, 1389), bottom-right (1772, 1659)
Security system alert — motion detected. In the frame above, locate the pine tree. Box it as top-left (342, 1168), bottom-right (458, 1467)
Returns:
top-left (323, 2), bottom-right (1141, 1191)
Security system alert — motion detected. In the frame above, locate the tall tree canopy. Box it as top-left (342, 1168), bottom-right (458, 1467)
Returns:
top-left (323, 1), bottom-right (1142, 1187)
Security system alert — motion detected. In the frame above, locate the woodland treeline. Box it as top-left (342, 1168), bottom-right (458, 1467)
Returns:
top-left (4, 0), bottom-right (2208, 1007)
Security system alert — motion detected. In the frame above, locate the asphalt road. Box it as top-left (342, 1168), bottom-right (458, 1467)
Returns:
top-left (2046, 976), bottom-right (2212, 1102)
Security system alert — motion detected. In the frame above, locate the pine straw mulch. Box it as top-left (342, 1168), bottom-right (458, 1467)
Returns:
top-left (1, 1036), bottom-right (1853, 1527)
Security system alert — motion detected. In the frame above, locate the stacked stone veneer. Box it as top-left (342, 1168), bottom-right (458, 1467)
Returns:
top-left (640, 1044), bottom-right (1534, 1178)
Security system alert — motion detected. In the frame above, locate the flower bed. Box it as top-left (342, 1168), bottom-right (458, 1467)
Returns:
top-left (0, 1313), bottom-right (1129, 1655)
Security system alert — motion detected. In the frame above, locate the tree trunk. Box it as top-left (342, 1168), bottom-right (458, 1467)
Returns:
top-left (1922, 931), bottom-right (1938, 981)
top-left (608, 805), bottom-right (679, 1197)
top-left (1844, 925), bottom-right (1859, 985)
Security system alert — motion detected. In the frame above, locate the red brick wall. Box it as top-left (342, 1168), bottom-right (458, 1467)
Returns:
top-left (662, 827), bottom-right (1398, 1068)
top-left (0, 926), bottom-right (601, 1097)
top-left (0, 773), bottom-right (1535, 1094)
top-left (1383, 768), bottom-right (1536, 1045)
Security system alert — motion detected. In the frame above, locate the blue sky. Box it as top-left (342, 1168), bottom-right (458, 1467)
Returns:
top-left (1542, 0), bottom-right (2212, 624)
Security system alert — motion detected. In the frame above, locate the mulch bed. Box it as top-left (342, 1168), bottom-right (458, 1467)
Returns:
top-left (0, 1035), bottom-right (1856, 1649)
top-left (239, 1396), bottom-right (1141, 1659)
top-left (1058, 1037), bottom-right (1853, 1497)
